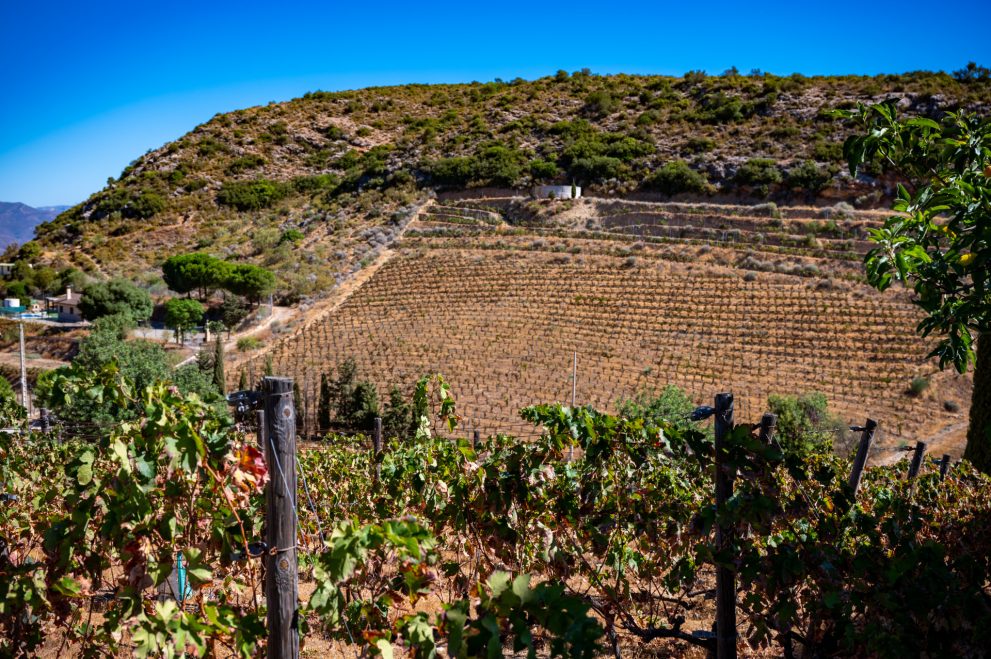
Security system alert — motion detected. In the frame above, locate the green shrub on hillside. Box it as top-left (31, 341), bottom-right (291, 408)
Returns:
top-left (786, 160), bottom-right (832, 194)
top-left (644, 160), bottom-right (710, 195)
top-left (217, 179), bottom-right (290, 210)
top-left (226, 154), bottom-right (266, 175)
top-left (569, 156), bottom-right (627, 184)
top-left (90, 188), bottom-right (166, 220)
top-left (529, 159), bottom-right (560, 181)
top-left (735, 158), bottom-right (783, 187)
top-left (427, 144), bottom-right (527, 188)
top-left (583, 91), bottom-right (619, 117)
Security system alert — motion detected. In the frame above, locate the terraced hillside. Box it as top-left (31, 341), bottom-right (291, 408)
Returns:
top-left (31, 70), bottom-right (988, 301)
top-left (237, 197), bottom-right (973, 455)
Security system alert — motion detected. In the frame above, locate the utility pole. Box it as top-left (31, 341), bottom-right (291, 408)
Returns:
top-left (18, 321), bottom-right (29, 416)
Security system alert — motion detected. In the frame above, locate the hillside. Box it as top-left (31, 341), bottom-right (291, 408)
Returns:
top-left (26, 70), bottom-right (981, 451)
top-left (232, 196), bottom-right (973, 455)
top-left (32, 70), bottom-right (989, 300)
top-left (0, 202), bottom-right (68, 250)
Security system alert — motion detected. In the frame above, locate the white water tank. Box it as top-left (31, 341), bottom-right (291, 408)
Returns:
top-left (532, 185), bottom-right (581, 199)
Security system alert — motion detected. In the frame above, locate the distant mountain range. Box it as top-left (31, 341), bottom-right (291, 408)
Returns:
top-left (0, 202), bottom-right (69, 251)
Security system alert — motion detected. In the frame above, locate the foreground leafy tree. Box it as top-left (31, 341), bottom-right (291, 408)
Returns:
top-left (35, 314), bottom-right (221, 425)
top-left (78, 277), bottom-right (153, 322)
top-left (838, 102), bottom-right (991, 470)
top-left (164, 297), bottom-right (205, 344)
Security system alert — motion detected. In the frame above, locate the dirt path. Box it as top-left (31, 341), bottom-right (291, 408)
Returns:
top-left (0, 352), bottom-right (68, 371)
top-left (227, 199), bottom-right (432, 371)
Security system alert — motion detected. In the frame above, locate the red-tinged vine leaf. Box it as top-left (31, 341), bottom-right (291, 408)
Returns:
top-left (232, 445), bottom-right (269, 493)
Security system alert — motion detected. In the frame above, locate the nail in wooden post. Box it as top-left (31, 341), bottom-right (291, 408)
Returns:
top-left (939, 454), bottom-right (951, 480)
top-left (713, 392), bottom-right (736, 659)
top-left (263, 377), bottom-right (299, 659)
top-left (848, 419), bottom-right (878, 494)
top-left (373, 417), bottom-right (383, 482)
top-left (907, 441), bottom-right (927, 480)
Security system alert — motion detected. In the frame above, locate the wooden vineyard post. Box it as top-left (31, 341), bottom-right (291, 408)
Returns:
top-left (848, 419), bottom-right (878, 494)
top-left (473, 429), bottom-right (480, 451)
top-left (263, 377), bottom-right (299, 659)
top-left (373, 417), bottom-right (383, 482)
top-left (713, 392), bottom-right (736, 659)
top-left (907, 441), bottom-right (927, 480)
top-left (939, 454), bottom-right (951, 480)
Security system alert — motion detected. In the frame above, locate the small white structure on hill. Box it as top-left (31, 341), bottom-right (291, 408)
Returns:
top-left (532, 184), bottom-right (581, 200)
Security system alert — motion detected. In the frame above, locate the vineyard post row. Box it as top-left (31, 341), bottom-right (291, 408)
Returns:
top-left (240, 378), bottom-right (952, 659)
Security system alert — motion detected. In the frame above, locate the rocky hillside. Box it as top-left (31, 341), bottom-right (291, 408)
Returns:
top-left (33, 69), bottom-right (989, 301)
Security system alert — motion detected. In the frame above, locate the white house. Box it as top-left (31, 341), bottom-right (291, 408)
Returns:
top-left (46, 287), bottom-right (84, 322)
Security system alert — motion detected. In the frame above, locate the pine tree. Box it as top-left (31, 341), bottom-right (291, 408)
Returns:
top-left (212, 335), bottom-right (226, 395)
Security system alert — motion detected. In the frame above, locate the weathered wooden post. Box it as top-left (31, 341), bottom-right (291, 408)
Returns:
top-left (848, 419), bottom-right (878, 494)
top-left (473, 429), bottom-right (480, 451)
top-left (263, 377), bottom-right (299, 659)
top-left (907, 441), bottom-right (927, 480)
top-left (40, 408), bottom-right (51, 433)
top-left (373, 417), bottom-right (383, 482)
top-left (713, 392), bottom-right (736, 659)
top-left (939, 454), bottom-right (951, 481)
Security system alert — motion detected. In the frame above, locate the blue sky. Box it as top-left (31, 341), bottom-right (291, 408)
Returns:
top-left (1, 0), bottom-right (989, 207)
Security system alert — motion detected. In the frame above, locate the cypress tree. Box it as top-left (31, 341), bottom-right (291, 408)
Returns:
top-left (318, 373), bottom-right (333, 433)
top-left (293, 381), bottom-right (304, 434)
top-left (212, 335), bottom-right (226, 395)
top-left (238, 369), bottom-right (248, 391)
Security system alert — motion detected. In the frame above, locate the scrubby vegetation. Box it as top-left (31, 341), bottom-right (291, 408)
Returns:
top-left (29, 69), bottom-right (988, 299)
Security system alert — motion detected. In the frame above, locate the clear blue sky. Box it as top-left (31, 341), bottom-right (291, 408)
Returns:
top-left (1, 0), bottom-right (989, 207)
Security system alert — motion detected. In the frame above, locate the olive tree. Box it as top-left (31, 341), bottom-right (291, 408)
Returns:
top-left (838, 101), bottom-right (990, 470)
